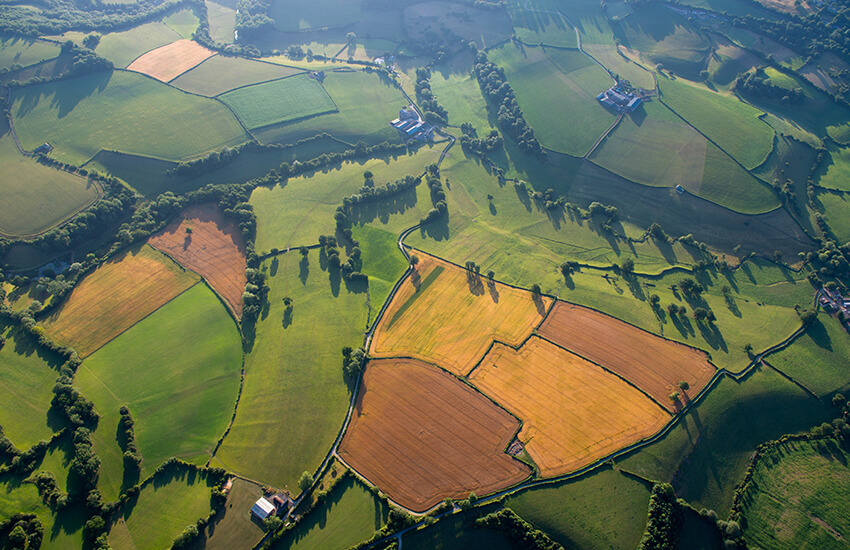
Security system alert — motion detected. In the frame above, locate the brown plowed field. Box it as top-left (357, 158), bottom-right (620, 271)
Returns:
top-left (470, 337), bottom-right (670, 478)
top-left (538, 302), bottom-right (716, 412)
top-left (338, 358), bottom-right (530, 512)
top-left (126, 40), bottom-right (216, 82)
top-left (42, 244), bottom-right (199, 356)
top-left (148, 203), bottom-right (247, 317)
top-left (370, 253), bottom-right (551, 375)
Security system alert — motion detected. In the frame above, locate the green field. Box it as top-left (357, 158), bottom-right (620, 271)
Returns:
top-left (351, 225), bottom-right (409, 325)
top-left (659, 77), bottom-right (774, 169)
top-left (699, 142), bottom-right (779, 214)
top-left (11, 70), bottom-right (249, 165)
top-left (0, 37), bottom-right (59, 69)
top-left (506, 468), bottom-right (651, 550)
top-left (199, 478), bottom-right (264, 550)
top-left (270, 477), bottom-right (386, 549)
top-left (270, 0), bottom-right (373, 32)
top-left (213, 251), bottom-right (368, 491)
top-left (162, 8), bottom-right (200, 39)
top-left (206, 0), bottom-right (236, 44)
top-left (75, 283), bottom-right (242, 499)
top-left (583, 44), bottom-right (656, 89)
top-left (741, 439), bottom-right (850, 549)
top-left (814, 189), bottom-right (850, 242)
top-left (0, 476), bottom-right (86, 550)
top-left (619, 366), bottom-right (830, 515)
top-left (551, 0), bottom-right (616, 45)
top-left (95, 21), bottom-right (182, 68)
top-left (107, 468), bottom-right (216, 550)
top-left (816, 145), bottom-right (850, 192)
top-left (488, 43), bottom-right (615, 156)
top-left (403, 512), bottom-right (517, 550)
top-left (170, 56), bottom-right (304, 96)
top-left (0, 120), bottom-right (99, 237)
top-left (219, 74), bottom-right (337, 129)
top-left (429, 50), bottom-right (494, 132)
top-left (511, 9), bottom-right (578, 48)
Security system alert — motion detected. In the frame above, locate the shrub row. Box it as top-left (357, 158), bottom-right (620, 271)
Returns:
top-left (119, 406), bottom-right (142, 470)
top-left (415, 67), bottom-right (448, 125)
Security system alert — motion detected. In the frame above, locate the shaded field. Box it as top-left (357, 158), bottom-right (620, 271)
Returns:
top-left (126, 38), bottom-right (215, 82)
top-left (698, 142), bottom-right (778, 214)
top-left (0, 476), bottom-right (86, 549)
top-left (76, 283), bottom-right (242, 500)
top-left (11, 70), bottom-right (249, 165)
top-left (170, 55), bottom-right (303, 96)
top-left (0, 36), bottom-right (59, 69)
top-left (815, 189), bottom-right (850, 242)
top-left (814, 144), bottom-right (850, 192)
top-left (471, 337), bottom-right (670, 477)
top-left (200, 478), bottom-right (264, 550)
top-left (338, 358), bottom-right (530, 512)
top-left (403, 512), bottom-right (517, 550)
top-left (510, 8), bottom-right (578, 48)
top-left (94, 21), bottom-right (182, 68)
top-left (42, 244), bottom-right (199, 357)
top-left (148, 203), bottom-right (247, 317)
top-left (219, 74), bottom-right (337, 129)
top-left (404, 1), bottom-right (512, 50)
top-left (539, 302), bottom-right (716, 412)
top-left (370, 253), bottom-right (551, 376)
top-left (584, 43), bottom-right (656, 89)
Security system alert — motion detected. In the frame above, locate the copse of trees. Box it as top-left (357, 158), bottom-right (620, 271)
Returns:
top-left (735, 69), bottom-right (804, 104)
top-left (119, 406), bottom-right (142, 470)
top-left (420, 164), bottom-right (448, 224)
top-left (69, 427), bottom-right (100, 492)
top-left (415, 68), bottom-right (448, 124)
top-left (474, 508), bottom-right (563, 550)
top-left (637, 483), bottom-right (682, 550)
top-left (342, 346), bottom-right (366, 382)
top-left (0, 514), bottom-right (43, 550)
top-left (459, 123), bottom-right (503, 158)
top-left (234, 0), bottom-right (274, 42)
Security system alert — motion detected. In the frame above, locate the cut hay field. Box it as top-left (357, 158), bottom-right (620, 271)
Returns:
top-left (170, 55), bottom-right (303, 96)
top-left (76, 283), bottom-right (241, 499)
top-left (539, 302), bottom-right (716, 410)
top-left (219, 74), bottom-right (336, 129)
top-left (338, 358), bottom-right (530, 512)
top-left (95, 21), bottom-right (182, 68)
top-left (510, 9), bottom-right (578, 48)
top-left (148, 203), bottom-right (247, 317)
top-left (488, 43), bottom-right (615, 156)
top-left (206, 0), bottom-right (236, 43)
top-left (11, 70), bottom-right (249, 165)
top-left (741, 439), bottom-right (850, 550)
top-left (0, 37), bottom-right (59, 69)
top-left (659, 78), bottom-right (773, 169)
top-left (370, 253), bottom-right (551, 376)
top-left (213, 250), bottom-right (368, 491)
top-left (126, 39), bottom-right (215, 82)
top-left (42, 244), bottom-right (199, 357)
top-left (107, 468), bottom-right (217, 550)
top-left (199, 478), bottom-right (264, 550)
top-left (0, 326), bottom-right (64, 449)
top-left (0, 120), bottom-right (99, 237)
top-left (471, 337), bottom-right (670, 477)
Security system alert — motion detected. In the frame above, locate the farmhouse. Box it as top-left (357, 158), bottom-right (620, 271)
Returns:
top-left (250, 497), bottom-right (276, 520)
top-left (597, 85), bottom-right (642, 113)
top-left (389, 105), bottom-right (434, 141)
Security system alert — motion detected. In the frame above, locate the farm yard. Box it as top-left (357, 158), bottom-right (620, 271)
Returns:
top-left (125, 39), bottom-right (215, 82)
top-left (219, 74), bottom-right (337, 129)
top-left (338, 358), bottom-right (530, 512)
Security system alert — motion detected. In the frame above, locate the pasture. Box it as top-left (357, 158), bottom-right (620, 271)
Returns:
top-left (698, 143), bottom-right (779, 214)
top-left (199, 478), bottom-right (264, 550)
top-left (583, 44), bottom-right (656, 89)
top-left (350, 225), bottom-right (409, 324)
top-left (148, 203), bottom-right (247, 317)
top-left (11, 70), bottom-right (249, 165)
top-left (814, 190), bottom-right (850, 242)
top-left (0, 37), bottom-right (58, 69)
top-left (270, 0), bottom-right (376, 32)
top-left (550, 0), bottom-right (615, 45)
top-left (510, 9), bottom-right (578, 48)
top-left (0, 477), bottom-right (85, 550)
top-left (162, 8), bottom-right (200, 39)
top-left (815, 145), bottom-right (850, 192)
top-left (95, 21), bottom-right (182, 68)
top-left (42, 244), bottom-right (199, 357)
top-left (76, 283), bottom-right (242, 499)
top-left (213, 250), bottom-right (368, 492)
top-left (338, 358), bottom-right (530, 512)
top-left (125, 39), bottom-right (215, 82)
top-left (370, 253), bottom-right (551, 376)
top-left (741, 439), bottom-right (850, 550)
top-left (403, 1), bottom-right (513, 50)
top-left (707, 35), bottom-right (761, 87)
top-left (428, 50), bottom-right (493, 132)
top-left (0, 120), bottom-right (99, 237)
top-left (403, 513), bottom-right (516, 550)
top-left (206, 0), bottom-right (236, 43)
top-left (471, 337), bottom-right (670, 477)
top-left (219, 74), bottom-right (337, 129)
top-left (170, 56), bottom-right (303, 96)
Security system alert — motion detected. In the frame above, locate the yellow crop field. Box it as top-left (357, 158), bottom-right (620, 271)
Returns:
top-left (470, 337), bottom-right (671, 478)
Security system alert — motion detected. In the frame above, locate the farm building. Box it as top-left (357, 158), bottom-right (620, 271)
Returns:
top-left (33, 143), bottom-right (52, 154)
top-left (389, 105), bottom-right (434, 141)
top-left (251, 497), bottom-right (276, 520)
top-left (597, 85), bottom-right (642, 112)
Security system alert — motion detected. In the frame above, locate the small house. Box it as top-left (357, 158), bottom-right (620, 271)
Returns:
top-left (251, 497), bottom-right (277, 520)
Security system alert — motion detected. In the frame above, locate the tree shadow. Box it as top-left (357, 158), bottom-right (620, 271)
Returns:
top-left (807, 318), bottom-right (832, 351)
top-left (329, 265), bottom-right (341, 297)
top-left (270, 256), bottom-right (279, 277)
top-left (486, 279), bottom-right (500, 302)
top-left (697, 321), bottom-right (727, 352)
top-left (282, 306), bottom-right (293, 328)
top-left (420, 213), bottom-right (450, 241)
top-left (299, 256), bottom-right (309, 285)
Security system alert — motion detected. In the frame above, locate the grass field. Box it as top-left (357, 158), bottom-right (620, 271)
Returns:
top-left (0, 476), bottom-right (86, 550)
top-left (76, 283), bottom-right (241, 499)
top-left (148, 203), bottom-right (247, 317)
top-left (107, 468), bottom-right (216, 550)
top-left (707, 35), bottom-right (761, 87)
top-left (162, 8), bottom-right (200, 39)
top-left (815, 145), bottom-right (850, 192)
top-left (814, 189), bottom-right (850, 242)
top-left (403, 512), bottom-right (517, 550)
top-left (550, 0), bottom-right (615, 45)
top-left (511, 9), bottom-right (578, 48)
top-left (583, 44), bottom-right (656, 89)
top-left (219, 74), bottom-right (337, 129)
top-left (488, 43), bottom-right (615, 156)
top-left (170, 56), bottom-right (303, 96)
top-left (11, 70), bottom-right (249, 165)
top-left (206, 0), bottom-right (236, 43)
top-left (350, 225), bottom-right (409, 324)
top-left (404, 1), bottom-right (513, 50)
top-left (270, 476), bottom-right (387, 550)
top-left (0, 37), bottom-right (59, 69)
top-left (0, 120), bottom-right (99, 237)
top-left (95, 21), bottom-right (182, 68)
top-left (42, 244), bottom-right (199, 357)
top-left (199, 478), bottom-right (264, 550)
top-left (213, 250), bottom-right (368, 491)
top-left (0, 326), bottom-right (64, 449)
top-left (339, 358), bottom-right (530, 512)
top-left (506, 467), bottom-right (652, 550)
top-left (766, 317), bottom-right (850, 398)
top-left (270, 0), bottom-right (374, 32)
top-left (741, 439), bottom-right (850, 549)
top-left (429, 50), bottom-right (493, 132)
top-left (126, 39), bottom-right (215, 82)
top-left (659, 77), bottom-right (774, 169)
top-left (698, 142), bottom-right (779, 214)
top-left (471, 337), bottom-right (670, 477)
top-left (371, 253), bottom-right (551, 376)
top-left (619, 365), bottom-right (830, 515)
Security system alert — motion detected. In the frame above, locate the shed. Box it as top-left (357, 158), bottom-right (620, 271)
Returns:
top-left (251, 497), bottom-right (276, 520)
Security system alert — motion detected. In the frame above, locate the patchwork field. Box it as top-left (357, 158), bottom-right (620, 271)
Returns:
top-left (148, 203), bottom-right (247, 317)
top-left (170, 55), bottom-right (303, 96)
top-left (767, 317), bottom-right (850, 397)
top-left (42, 244), bottom-right (199, 356)
top-left (0, 37), bottom-right (59, 69)
top-left (471, 337), bottom-right (670, 477)
top-left (126, 39), bottom-right (215, 82)
top-left (370, 253), bottom-right (551, 376)
top-left (538, 302), bottom-right (716, 411)
top-left (219, 74), bottom-right (337, 129)
top-left (338, 358), bottom-right (530, 512)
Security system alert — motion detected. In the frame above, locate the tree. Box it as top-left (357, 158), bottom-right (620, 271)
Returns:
top-left (669, 391), bottom-right (680, 403)
top-left (678, 381), bottom-right (689, 391)
top-left (530, 283), bottom-right (542, 295)
top-left (299, 246), bottom-right (309, 256)
top-left (298, 471), bottom-right (313, 492)
top-left (743, 342), bottom-right (753, 356)
top-left (693, 307), bottom-right (709, 322)
top-left (410, 255), bottom-right (420, 268)
top-left (621, 257), bottom-right (635, 275)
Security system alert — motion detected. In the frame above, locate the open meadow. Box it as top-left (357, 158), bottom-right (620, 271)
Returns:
top-left (94, 21), bottom-right (183, 68)
top-left (0, 475), bottom-right (85, 549)
top-left (170, 55), bottom-right (304, 96)
top-left (219, 74), bottom-right (337, 129)
top-left (125, 39), bottom-right (215, 82)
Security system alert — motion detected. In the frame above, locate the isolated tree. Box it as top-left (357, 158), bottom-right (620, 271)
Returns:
top-left (743, 342), bottom-right (754, 356)
top-left (693, 307), bottom-right (709, 322)
top-left (678, 381), bottom-right (690, 391)
top-left (621, 257), bottom-right (635, 275)
top-left (185, 226), bottom-right (192, 234)
top-left (530, 283), bottom-right (542, 295)
top-left (346, 31), bottom-right (357, 43)
top-left (299, 246), bottom-right (309, 257)
top-left (298, 471), bottom-right (313, 492)
top-left (669, 391), bottom-right (680, 403)
top-left (410, 255), bottom-right (420, 268)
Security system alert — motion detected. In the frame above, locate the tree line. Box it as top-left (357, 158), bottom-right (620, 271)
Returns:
top-left (734, 69), bottom-right (805, 104)
top-left (415, 67), bottom-right (448, 125)
top-left (459, 123), bottom-right (503, 159)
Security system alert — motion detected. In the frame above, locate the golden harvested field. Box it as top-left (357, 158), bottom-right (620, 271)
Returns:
top-left (338, 358), bottom-right (531, 512)
top-left (148, 203), bottom-right (247, 317)
top-left (471, 337), bottom-right (670, 478)
top-left (370, 253), bottom-right (551, 376)
top-left (126, 39), bottom-right (216, 82)
top-left (42, 244), bottom-right (199, 356)
top-left (539, 302), bottom-right (716, 411)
